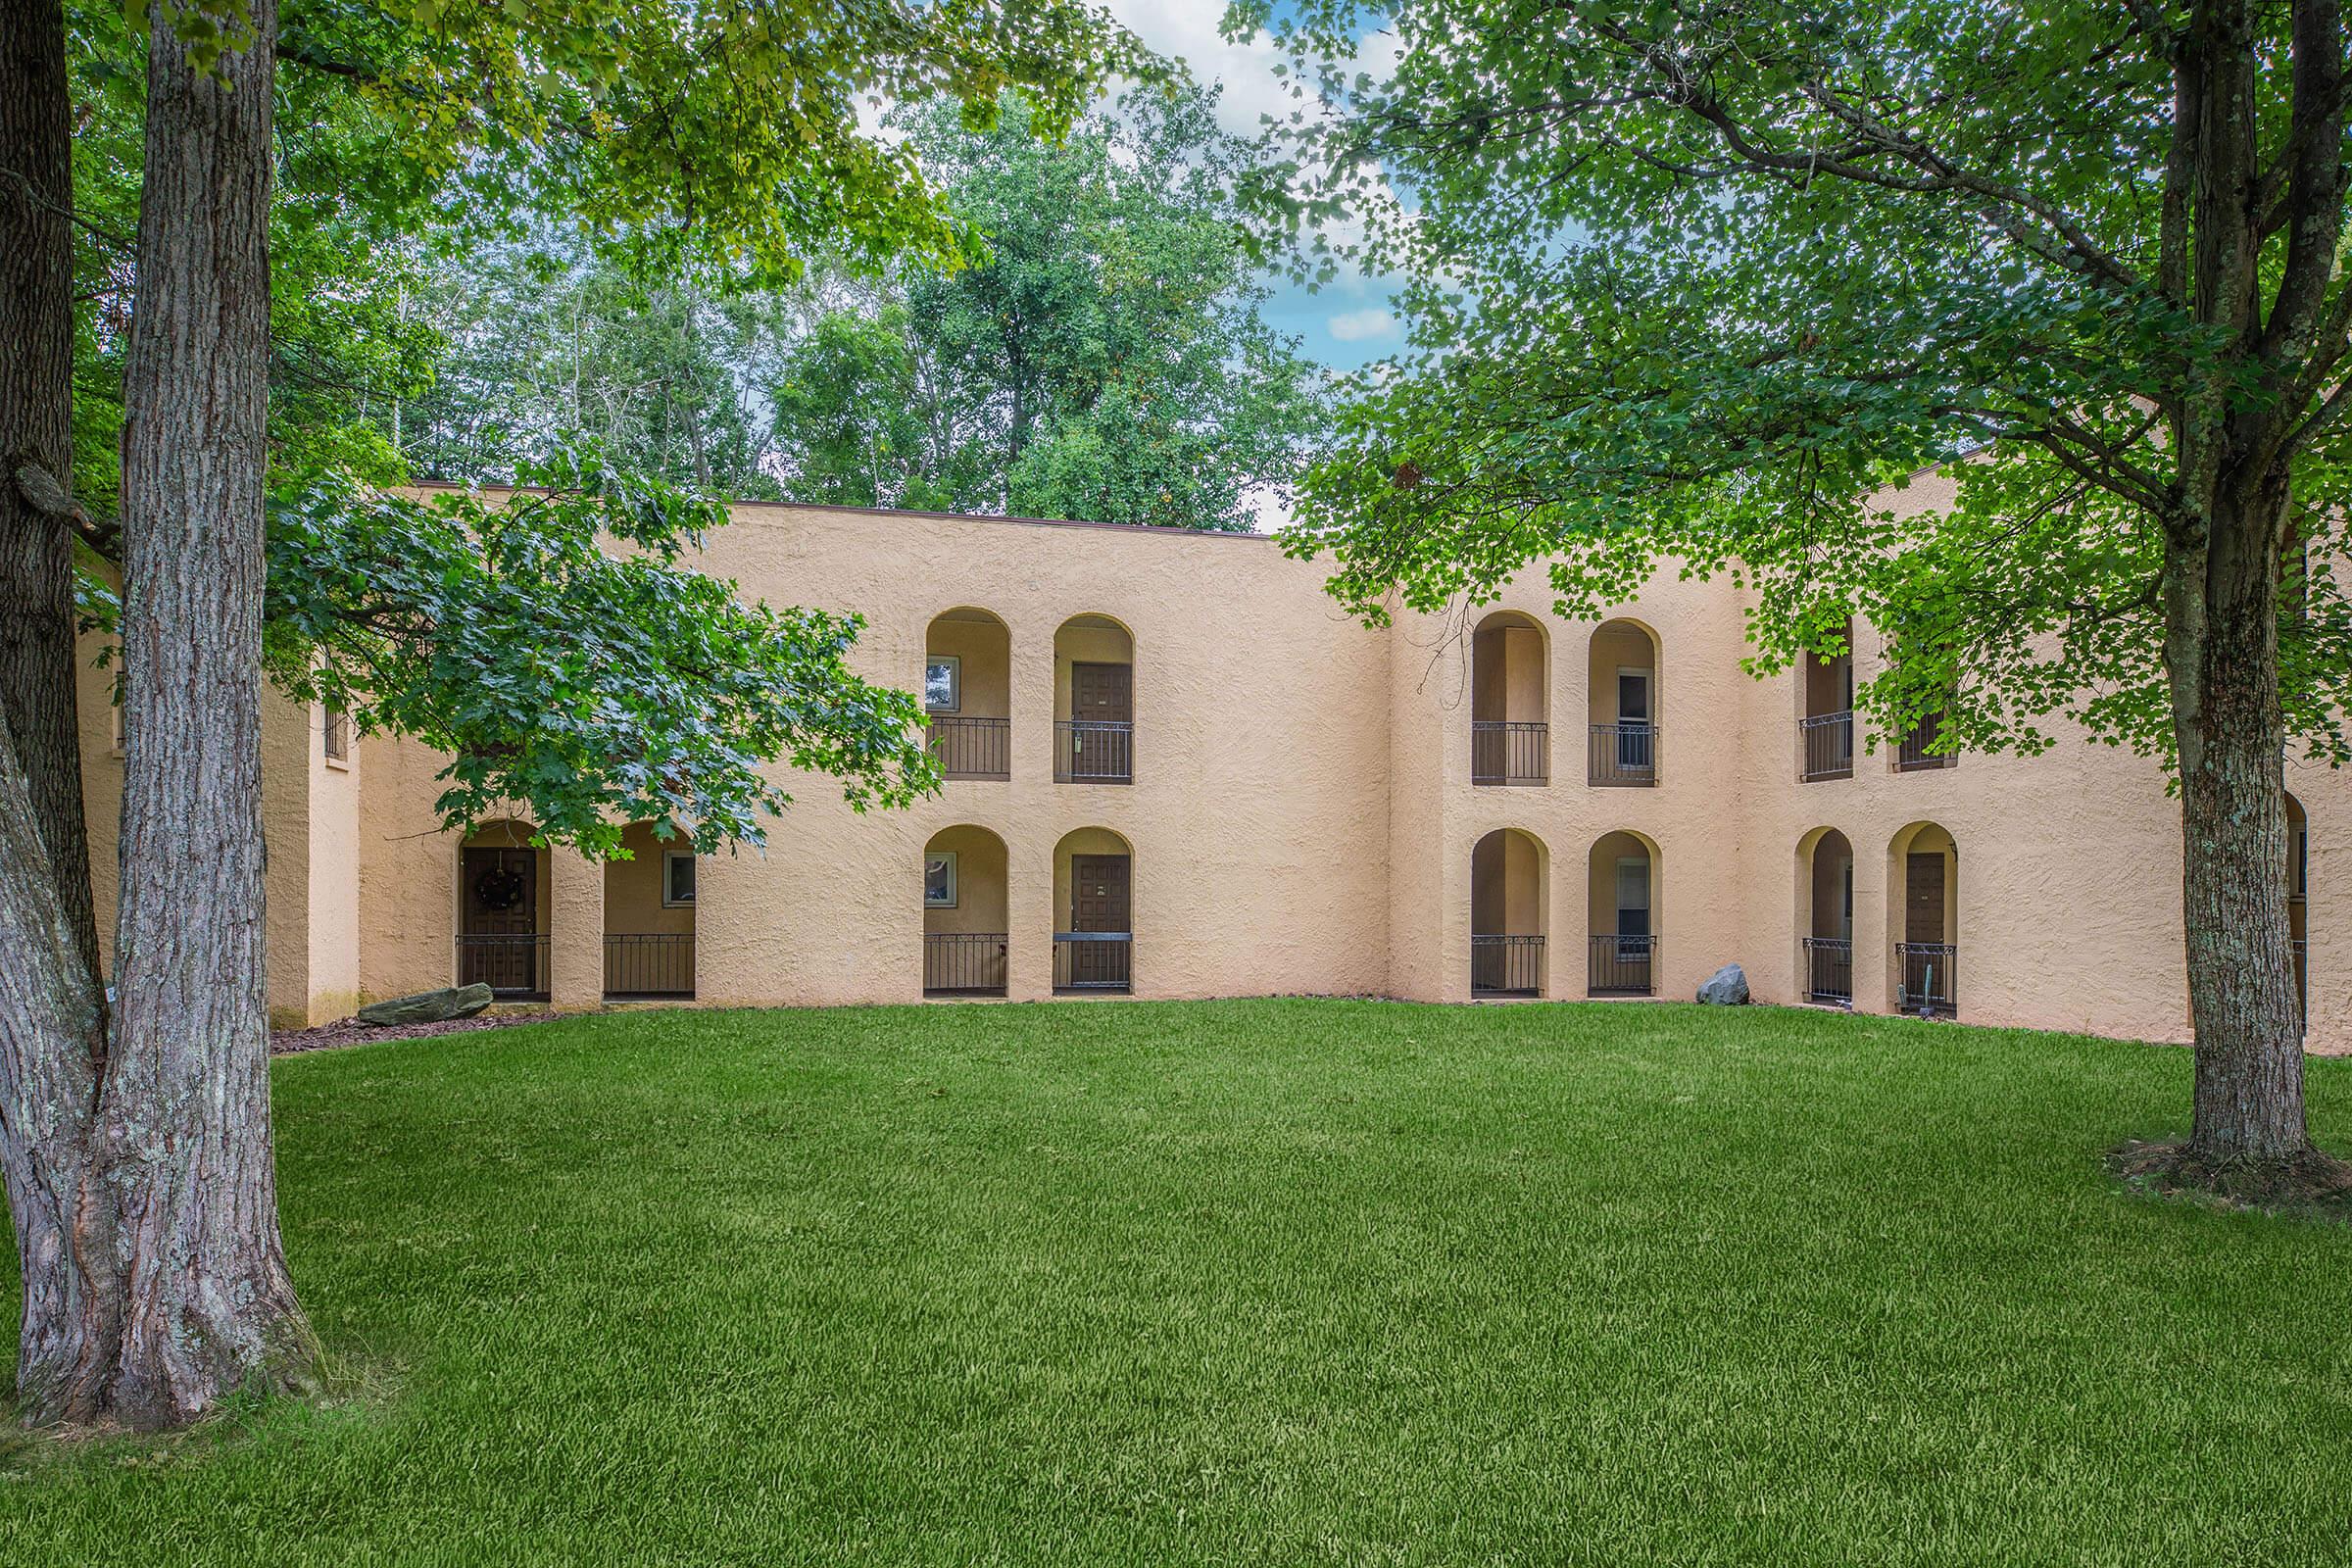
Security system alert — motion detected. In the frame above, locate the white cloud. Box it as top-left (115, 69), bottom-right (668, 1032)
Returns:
top-left (1101, 0), bottom-right (1312, 142)
top-left (1245, 482), bottom-right (1294, 535)
top-left (1102, 0), bottom-right (1409, 283)
top-left (1326, 307), bottom-right (1396, 343)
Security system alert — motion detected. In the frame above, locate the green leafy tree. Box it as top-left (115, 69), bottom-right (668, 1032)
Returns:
top-left (1237, 0), bottom-right (2352, 1190)
top-left (61, 4), bottom-right (440, 522)
top-left (771, 88), bottom-right (1327, 528)
top-left (767, 296), bottom-right (971, 509)
top-left (396, 240), bottom-right (794, 496)
top-left (0, 0), bottom-right (1140, 1430)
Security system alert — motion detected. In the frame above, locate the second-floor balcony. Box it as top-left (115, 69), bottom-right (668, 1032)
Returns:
top-left (1800, 711), bottom-right (1854, 781)
top-left (928, 715), bottom-right (1010, 780)
top-left (1588, 722), bottom-right (1655, 787)
top-left (1895, 711), bottom-right (1958, 772)
top-left (1472, 720), bottom-right (1548, 785)
top-left (1055, 720), bottom-right (1134, 783)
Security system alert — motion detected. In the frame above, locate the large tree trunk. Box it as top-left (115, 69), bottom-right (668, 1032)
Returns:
top-left (0, 0), bottom-right (100, 977)
top-left (0, 0), bottom-right (122, 1427)
top-left (0, 724), bottom-right (117, 1423)
top-left (103, 0), bottom-right (316, 1428)
top-left (2167, 477), bottom-right (2312, 1175)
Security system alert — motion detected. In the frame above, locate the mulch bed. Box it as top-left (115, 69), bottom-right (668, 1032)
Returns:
top-left (2110, 1137), bottom-right (2352, 1219)
top-left (271, 1008), bottom-right (557, 1056)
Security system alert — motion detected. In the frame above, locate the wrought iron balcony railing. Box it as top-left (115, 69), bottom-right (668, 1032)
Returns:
top-left (1802, 936), bottom-right (1853, 1006)
top-left (1470, 933), bottom-right (1544, 997)
top-left (1896, 941), bottom-right (1958, 1017)
top-left (1800, 711), bottom-right (1854, 781)
top-left (456, 933), bottom-right (549, 1000)
top-left (1588, 722), bottom-right (1656, 787)
top-left (1590, 933), bottom-right (1656, 997)
top-left (604, 933), bottom-right (694, 1000)
top-left (1471, 720), bottom-right (1549, 785)
top-left (928, 715), bottom-right (1011, 780)
top-left (1054, 721), bottom-right (1134, 783)
top-left (1895, 713), bottom-right (1958, 772)
top-left (1053, 931), bottom-right (1132, 993)
top-left (924, 932), bottom-right (1007, 997)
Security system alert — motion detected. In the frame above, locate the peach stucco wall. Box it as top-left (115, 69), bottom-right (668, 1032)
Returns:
top-left (73, 637), bottom-right (354, 1027)
top-left (355, 504), bottom-right (1396, 1008)
top-left (68, 487), bottom-right (2352, 1051)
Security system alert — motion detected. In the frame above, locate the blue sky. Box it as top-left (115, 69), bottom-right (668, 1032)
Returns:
top-left (1103, 0), bottom-right (1405, 376)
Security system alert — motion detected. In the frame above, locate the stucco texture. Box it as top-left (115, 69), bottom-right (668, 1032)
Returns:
top-left (68, 487), bottom-right (2352, 1051)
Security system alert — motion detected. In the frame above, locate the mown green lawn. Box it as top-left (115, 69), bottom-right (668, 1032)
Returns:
top-left (5, 999), bottom-right (2352, 1565)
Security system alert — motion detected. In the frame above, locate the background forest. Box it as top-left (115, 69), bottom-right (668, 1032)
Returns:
top-left (65, 14), bottom-right (1324, 533)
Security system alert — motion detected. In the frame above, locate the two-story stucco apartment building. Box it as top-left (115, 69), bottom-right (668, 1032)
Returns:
top-left (71, 472), bottom-right (2350, 1052)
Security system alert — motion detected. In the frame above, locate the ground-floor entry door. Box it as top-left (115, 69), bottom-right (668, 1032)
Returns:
top-left (461, 846), bottom-right (542, 996)
top-left (1070, 854), bottom-right (1131, 987)
top-left (1905, 853), bottom-right (1946, 946)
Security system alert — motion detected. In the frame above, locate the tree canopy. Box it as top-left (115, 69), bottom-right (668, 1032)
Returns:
top-left (392, 86), bottom-right (1327, 530)
top-left (769, 89), bottom-right (1326, 528)
top-left (0, 0), bottom-right (1149, 1428)
top-left (1236, 0), bottom-right (2352, 762)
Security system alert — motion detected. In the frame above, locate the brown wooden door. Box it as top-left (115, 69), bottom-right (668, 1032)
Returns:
top-left (1068, 662), bottom-right (1133, 781)
top-left (462, 846), bottom-right (541, 994)
top-left (1905, 852), bottom-right (1945, 945)
top-left (1071, 662), bottom-right (1132, 722)
top-left (1070, 854), bottom-right (1131, 987)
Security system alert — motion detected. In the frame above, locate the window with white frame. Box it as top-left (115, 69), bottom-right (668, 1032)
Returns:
top-left (1615, 857), bottom-right (1651, 938)
top-left (924, 655), bottom-right (960, 712)
top-left (662, 851), bottom-right (697, 906)
top-left (924, 850), bottom-right (957, 907)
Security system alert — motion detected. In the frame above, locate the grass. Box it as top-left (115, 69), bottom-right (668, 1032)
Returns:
top-left (6, 998), bottom-right (2352, 1565)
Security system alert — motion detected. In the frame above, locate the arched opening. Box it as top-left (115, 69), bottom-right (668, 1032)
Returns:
top-left (458, 818), bottom-right (549, 1000)
top-left (1796, 827), bottom-right (1855, 1006)
top-left (1054, 615), bottom-right (1135, 784)
top-left (924, 825), bottom-right (1008, 998)
top-left (603, 821), bottom-right (696, 1000)
top-left (1888, 821), bottom-right (1958, 1017)
top-left (1470, 828), bottom-right (1548, 996)
top-left (1471, 611), bottom-right (1550, 785)
top-left (1587, 617), bottom-right (1660, 786)
top-left (2289, 793), bottom-right (2310, 1018)
top-left (1587, 830), bottom-right (1659, 997)
top-left (925, 608), bottom-right (1011, 780)
top-left (1053, 827), bottom-right (1133, 993)
top-left (1799, 617), bottom-right (1856, 781)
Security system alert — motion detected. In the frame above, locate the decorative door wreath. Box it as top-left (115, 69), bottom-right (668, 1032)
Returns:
top-left (472, 863), bottom-right (529, 913)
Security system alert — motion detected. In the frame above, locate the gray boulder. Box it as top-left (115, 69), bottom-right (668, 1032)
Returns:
top-left (357, 983), bottom-right (494, 1026)
top-left (1695, 964), bottom-right (1750, 1005)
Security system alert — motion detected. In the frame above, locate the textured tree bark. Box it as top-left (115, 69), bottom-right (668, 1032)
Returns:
top-left (0, 724), bottom-right (119, 1424)
top-left (0, 0), bottom-right (123, 1428)
top-left (2167, 479), bottom-right (2312, 1175)
top-left (103, 0), bottom-right (317, 1427)
top-left (0, 0), bottom-right (100, 978)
